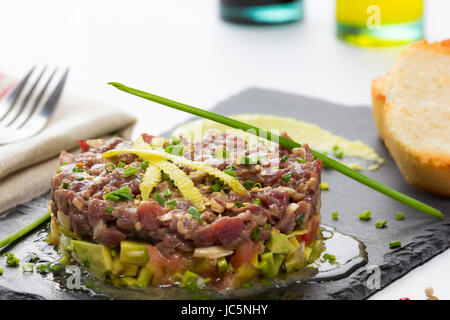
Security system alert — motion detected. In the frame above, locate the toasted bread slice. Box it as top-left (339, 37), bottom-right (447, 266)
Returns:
top-left (371, 74), bottom-right (388, 140)
top-left (383, 40), bottom-right (450, 197)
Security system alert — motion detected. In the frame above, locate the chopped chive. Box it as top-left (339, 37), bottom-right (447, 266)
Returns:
top-left (254, 182), bottom-right (262, 188)
top-left (5, 253), bottom-right (20, 267)
top-left (252, 227), bottom-right (261, 241)
top-left (72, 167), bottom-right (83, 172)
top-left (105, 206), bottom-right (113, 214)
top-left (26, 252), bottom-right (39, 263)
top-left (234, 201), bottom-right (244, 208)
top-left (253, 198), bottom-right (262, 206)
top-left (243, 179), bottom-right (255, 190)
top-left (22, 263), bottom-right (34, 273)
top-left (164, 145), bottom-right (184, 156)
top-left (166, 199), bottom-right (177, 209)
top-left (188, 207), bottom-right (203, 223)
top-left (107, 83), bottom-right (444, 219)
top-left (123, 167), bottom-right (138, 178)
top-left (135, 281), bottom-right (144, 288)
top-left (140, 160), bottom-right (149, 170)
top-left (62, 182), bottom-right (70, 189)
top-left (83, 260), bottom-right (90, 268)
top-left (75, 176), bottom-right (85, 181)
top-left (332, 211), bottom-right (339, 220)
top-left (117, 161), bottom-right (126, 168)
top-left (359, 210), bottom-right (371, 221)
top-left (321, 182), bottom-right (329, 190)
top-left (36, 263), bottom-right (51, 274)
top-left (105, 162), bottom-right (115, 172)
top-left (280, 155), bottom-right (289, 162)
top-left (281, 172), bottom-right (293, 182)
top-left (0, 268), bottom-right (3, 275)
top-left (375, 219), bottom-right (387, 228)
top-left (163, 189), bottom-right (172, 197)
top-left (240, 156), bottom-right (251, 166)
top-left (85, 282), bottom-right (94, 288)
top-left (223, 169), bottom-right (236, 177)
top-left (295, 213), bottom-right (305, 226)
top-left (210, 183), bottom-right (222, 192)
top-left (104, 186), bottom-right (134, 202)
top-left (323, 253), bottom-right (336, 262)
top-left (395, 212), bottom-right (405, 220)
top-left (332, 145), bottom-right (344, 158)
top-left (155, 194), bottom-right (165, 206)
top-left (50, 264), bottom-right (63, 272)
top-left (296, 157), bottom-right (306, 164)
top-left (171, 136), bottom-right (182, 145)
top-left (389, 240), bottom-right (402, 249)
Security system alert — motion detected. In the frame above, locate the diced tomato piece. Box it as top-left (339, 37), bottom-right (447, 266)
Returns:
top-left (77, 140), bottom-right (90, 152)
top-left (146, 244), bottom-right (185, 272)
top-left (300, 216), bottom-right (320, 245)
top-left (230, 239), bottom-right (256, 268)
top-left (141, 133), bottom-right (154, 144)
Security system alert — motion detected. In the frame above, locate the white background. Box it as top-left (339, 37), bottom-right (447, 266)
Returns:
top-left (0, 0), bottom-right (449, 300)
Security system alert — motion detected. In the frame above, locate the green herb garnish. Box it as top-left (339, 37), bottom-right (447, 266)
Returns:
top-left (167, 199), bottom-right (177, 209)
top-left (332, 211), bottom-right (339, 220)
top-left (321, 182), bottom-right (329, 190)
top-left (163, 189), bottom-right (172, 197)
top-left (5, 253), bottom-right (20, 267)
top-left (240, 156), bottom-right (251, 166)
top-left (155, 194), bottom-right (165, 206)
top-left (105, 186), bottom-right (134, 202)
top-left (74, 176), bottom-right (84, 181)
top-left (243, 179), bottom-right (255, 190)
top-left (105, 206), bottom-right (113, 214)
top-left (165, 145), bottom-right (184, 156)
top-left (252, 227), bottom-right (261, 241)
top-left (389, 240), bottom-right (402, 249)
top-left (323, 253), bottom-right (336, 262)
top-left (281, 172), bottom-right (293, 182)
top-left (188, 207), bottom-right (203, 223)
top-left (106, 83), bottom-right (444, 219)
top-left (280, 155), bottom-right (289, 162)
top-left (223, 169), bottom-right (236, 177)
top-left (395, 212), bottom-right (405, 220)
top-left (375, 219), bottom-right (387, 228)
top-left (117, 161), bottom-right (126, 168)
top-left (72, 167), bottom-right (83, 172)
top-left (22, 263), bottom-right (34, 273)
top-left (234, 201), bottom-right (244, 208)
top-left (296, 157), bottom-right (306, 164)
top-left (332, 145), bottom-right (344, 158)
top-left (105, 163), bottom-right (115, 172)
top-left (124, 167), bottom-right (138, 178)
top-left (140, 160), bottom-right (149, 170)
top-left (359, 210), bottom-right (371, 221)
top-left (62, 182), bottom-right (70, 189)
top-left (253, 198), bottom-right (262, 206)
top-left (295, 213), bottom-right (305, 226)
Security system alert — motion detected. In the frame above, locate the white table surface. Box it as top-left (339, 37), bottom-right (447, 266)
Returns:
top-left (0, 0), bottom-right (448, 300)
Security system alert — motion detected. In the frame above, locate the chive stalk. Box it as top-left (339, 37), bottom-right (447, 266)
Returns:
top-left (0, 211), bottom-right (50, 249)
top-left (108, 82), bottom-right (443, 219)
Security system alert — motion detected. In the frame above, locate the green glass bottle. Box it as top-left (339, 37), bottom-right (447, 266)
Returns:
top-left (220, 0), bottom-right (304, 25)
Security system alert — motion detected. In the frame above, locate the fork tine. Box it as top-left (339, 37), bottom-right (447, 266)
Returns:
top-left (16, 67), bottom-right (56, 129)
top-left (0, 66), bottom-right (36, 121)
top-left (25, 68), bottom-right (69, 130)
top-left (5, 66), bottom-right (48, 127)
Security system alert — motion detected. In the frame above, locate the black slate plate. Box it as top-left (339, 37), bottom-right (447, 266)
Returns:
top-left (0, 88), bottom-right (449, 300)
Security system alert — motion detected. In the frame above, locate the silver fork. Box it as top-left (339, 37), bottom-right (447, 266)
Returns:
top-left (0, 66), bottom-right (69, 144)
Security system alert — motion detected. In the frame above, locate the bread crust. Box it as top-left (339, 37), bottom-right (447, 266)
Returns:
top-left (382, 39), bottom-right (450, 197)
top-left (371, 75), bottom-right (387, 140)
top-left (383, 102), bottom-right (450, 197)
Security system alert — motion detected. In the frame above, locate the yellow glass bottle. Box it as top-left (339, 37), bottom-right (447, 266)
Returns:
top-left (336, 0), bottom-right (423, 47)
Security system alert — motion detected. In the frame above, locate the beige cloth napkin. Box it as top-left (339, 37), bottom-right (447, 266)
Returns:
top-left (0, 74), bottom-right (136, 214)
